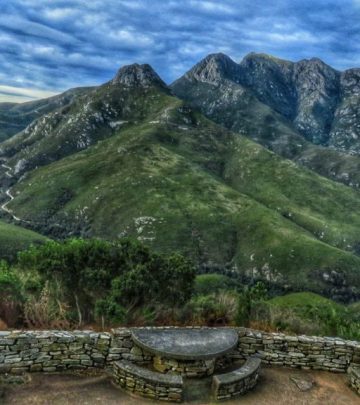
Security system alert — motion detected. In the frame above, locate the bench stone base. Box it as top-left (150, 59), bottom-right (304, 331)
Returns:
top-left (113, 360), bottom-right (183, 402)
top-left (154, 355), bottom-right (215, 377)
top-left (348, 366), bottom-right (360, 395)
top-left (212, 357), bottom-right (261, 400)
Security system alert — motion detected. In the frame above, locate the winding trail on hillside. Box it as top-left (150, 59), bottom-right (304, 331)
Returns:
top-left (0, 160), bottom-right (25, 222)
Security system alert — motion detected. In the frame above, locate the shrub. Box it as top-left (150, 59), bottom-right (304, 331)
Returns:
top-left (0, 261), bottom-right (23, 327)
top-left (18, 238), bottom-right (195, 326)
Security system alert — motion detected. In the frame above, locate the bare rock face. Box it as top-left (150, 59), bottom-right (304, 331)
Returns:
top-left (239, 54), bottom-right (341, 145)
top-left (329, 68), bottom-right (360, 154)
top-left (183, 53), bottom-right (241, 85)
top-left (238, 53), bottom-right (296, 119)
top-left (112, 63), bottom-right (167, 88)
top-left (172, 51), bottom-right (360, 155)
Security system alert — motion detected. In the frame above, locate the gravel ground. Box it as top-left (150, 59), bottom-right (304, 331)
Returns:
top-left (2, 366), bottom-right (359, 405)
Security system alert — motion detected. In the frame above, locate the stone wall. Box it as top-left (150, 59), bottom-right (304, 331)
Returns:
top-left (113, 360), bottom-right (183, 402)
top-left (0, 330), bottom-right (110, 374)
top-left (0, 327), bottom-right (359, 378)
top-left (212, 357), bottom-right (261, 400)
top-left (233, 328), bottom-right (360, 373)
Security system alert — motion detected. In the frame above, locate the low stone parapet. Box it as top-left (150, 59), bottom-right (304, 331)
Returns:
top-left (212, 356), bottom-right (261, 400)
top-left (113, 360), bottom-right (183, 402)
top-left (235, 328), bottom-right (360, 373)
top-left (0, 330), bottom-right (110, 374)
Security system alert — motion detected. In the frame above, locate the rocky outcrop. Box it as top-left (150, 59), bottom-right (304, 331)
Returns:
top-left (172, 52), bottom-right (360, 155)
top-left (112, 63), bottom-right (167, 88)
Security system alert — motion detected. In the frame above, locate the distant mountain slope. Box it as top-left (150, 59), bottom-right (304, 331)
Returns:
top-left (2, 64), bottom-right (360, 301)
top-left (0, 87), bottom-right (92, 143)
top-left (171, 53), bottom-right (360, 188)
top-left (0, 220), bottom-right (47, 261)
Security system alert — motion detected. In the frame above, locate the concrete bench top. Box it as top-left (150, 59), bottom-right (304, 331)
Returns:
top-left (131, 328), bottom-right (239, 360)
top-left (213, 357), bottom-right (261, 385)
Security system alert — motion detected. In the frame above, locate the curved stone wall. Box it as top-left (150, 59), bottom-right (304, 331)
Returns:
top-left (212, 356), bottom-right (261, 400)
top-left (349, 366), bottom-right (360, 394)
top-left (113, 360), bottom-right (183, 402)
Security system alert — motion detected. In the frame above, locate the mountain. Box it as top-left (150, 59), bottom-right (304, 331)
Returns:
top-left (1, 64), bottom-right (360, 301)
top-left (0, 87), bottom-right (92, 143)
top-left (171, 53), bottom-right (360, 189)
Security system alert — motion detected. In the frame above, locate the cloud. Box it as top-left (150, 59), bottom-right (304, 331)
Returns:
top-left (0, 0), bottom-right (359, 102)
top-left (0, 85), bottom-right (57, 103)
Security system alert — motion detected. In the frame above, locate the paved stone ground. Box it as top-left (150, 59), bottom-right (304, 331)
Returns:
top-left (2, 366), bottom-right (359, 404)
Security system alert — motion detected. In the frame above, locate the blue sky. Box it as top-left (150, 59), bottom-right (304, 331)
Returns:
top-left (0, 0), bottom-right (359, 102)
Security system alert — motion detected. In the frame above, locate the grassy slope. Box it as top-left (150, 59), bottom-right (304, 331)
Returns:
top-left (0, 220), bottom-right (47, 261)
top-left (259, 292), bottom-right (360, 338)
top-left (6, 100), bottom-right (360, 300)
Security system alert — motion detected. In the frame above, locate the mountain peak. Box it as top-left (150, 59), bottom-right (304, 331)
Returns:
top-left (112, 63), bottom-right (167, 88)
top-left (241, 52), bottom-right (293, 67)
top-left (184, 52), bottom-right (240, 84)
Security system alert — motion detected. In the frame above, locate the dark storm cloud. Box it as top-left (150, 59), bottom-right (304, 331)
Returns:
top-left (0, 0), bottom-right (359, 101)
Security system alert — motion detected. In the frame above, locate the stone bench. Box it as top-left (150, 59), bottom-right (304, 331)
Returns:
top-left (212, 356), bottom-right (261, 400)
top-left (113, 360), bottom-right (183, 402)
top-left (348, 366), bottom-right (360, 395)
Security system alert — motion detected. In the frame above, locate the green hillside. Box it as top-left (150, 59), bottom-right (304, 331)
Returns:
top-left (3, 75), bottom-right (360, 301)
top-left (252, 292), bottom-right (360, 338)
top-left (0, 220), bottom-right (47, 261)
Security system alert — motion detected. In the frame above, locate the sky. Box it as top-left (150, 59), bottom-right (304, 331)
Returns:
top-left (0, 0), bottom-right (359, 102)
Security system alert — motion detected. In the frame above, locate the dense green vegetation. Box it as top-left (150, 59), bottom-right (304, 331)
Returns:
top-left (189, 276), bottom-right (360, 340)
top-left (0, 240), bottom-right (358, 341)
top-left (0, 238), bottom-right (195, 328)
top-left (250, 292), bottom-right (360, 340)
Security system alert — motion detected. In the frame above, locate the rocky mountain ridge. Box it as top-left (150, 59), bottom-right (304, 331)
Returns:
top-left (171, 53), bottom-right (360, 189)
top-left (173, 52), bottom-right (360, 153)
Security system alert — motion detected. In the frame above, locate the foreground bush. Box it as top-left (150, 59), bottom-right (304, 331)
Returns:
top-left (16, 238), bottom-right (195, 327)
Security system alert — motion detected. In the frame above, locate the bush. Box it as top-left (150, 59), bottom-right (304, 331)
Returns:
top-left (0, 261), bottom-right (23, 327)
top-left (17, 238), bottom-right (196, 327)
top-left (187, 291), bottom-right (238, 325)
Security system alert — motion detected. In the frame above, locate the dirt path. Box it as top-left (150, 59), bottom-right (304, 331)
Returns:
top-left (2, 366), bottom-right (358, 405)
top-left (0, 161), bottom-right (26, 223)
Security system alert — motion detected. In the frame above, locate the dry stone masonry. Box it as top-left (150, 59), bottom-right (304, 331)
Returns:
top-left (0, 327), bottom-right (359, 401)
top-left (0, 330), bottom-right (110, 374)
top-left (348, 366), bottom-right (360, 394)
top-left (236, 329), bottom-right (360, 372)
top-left (212, 357), bottom-right (261, 400)
top-left (113, 360), bottom-right (183, 402)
